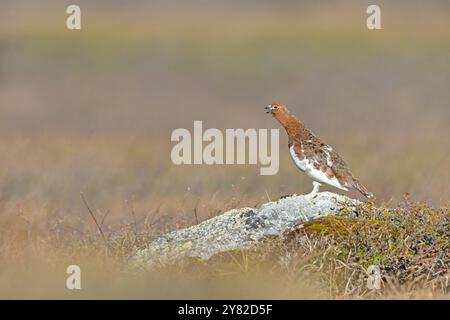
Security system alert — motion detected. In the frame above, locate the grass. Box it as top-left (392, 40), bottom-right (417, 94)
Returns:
top-left (0, 192), bottom-right (447, 299)
top-left (0, 136), bottom-right (447, 299)
top-left (0, 3), bottom-right (449, 299)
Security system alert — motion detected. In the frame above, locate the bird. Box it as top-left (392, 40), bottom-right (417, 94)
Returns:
top-left (265, 103), bottom-right (373, 199)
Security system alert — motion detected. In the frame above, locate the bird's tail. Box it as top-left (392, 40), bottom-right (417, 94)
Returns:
top-left (352, 180), bottom-right (374, 199)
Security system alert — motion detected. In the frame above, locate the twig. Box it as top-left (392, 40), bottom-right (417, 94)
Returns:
top-left (193, 199), bottom-right (200, 225)
top-left (264, 189), bottom-right (271, 202)
top-left (100, 209), bottom-right (110, 229)
top-left (80, 192), bottom-right (109, 246)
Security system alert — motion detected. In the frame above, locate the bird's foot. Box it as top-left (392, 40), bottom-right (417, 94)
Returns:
top-left (304, 182), bottom-right (321, 200)
top-left (304, 190), bottom-right (319, 201)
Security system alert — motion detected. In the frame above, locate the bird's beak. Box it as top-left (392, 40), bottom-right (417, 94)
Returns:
top-left (265, 105), bottom-right (272, 114)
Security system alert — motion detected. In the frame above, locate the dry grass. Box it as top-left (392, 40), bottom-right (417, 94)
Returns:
top-left (0, 1), bottom-right (449, 299)
top-left (0, 192), bottom-right (448, 299)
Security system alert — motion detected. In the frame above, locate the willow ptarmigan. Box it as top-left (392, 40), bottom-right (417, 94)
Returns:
top-left (265, 103), bottom-right (373, 199)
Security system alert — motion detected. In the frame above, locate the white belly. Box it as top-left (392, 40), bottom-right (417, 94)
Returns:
top-left (289, 146), bottom-right (348, 191)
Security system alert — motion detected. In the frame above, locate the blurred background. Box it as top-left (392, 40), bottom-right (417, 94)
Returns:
top-left (0, 0), bottom-right (449, 234)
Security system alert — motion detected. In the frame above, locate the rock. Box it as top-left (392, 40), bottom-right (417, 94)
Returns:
top-left (130, 192), bottom-right (361, 269)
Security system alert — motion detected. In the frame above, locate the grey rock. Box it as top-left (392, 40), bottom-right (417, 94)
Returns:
top-left (130, 192), bottom-right (360, 269)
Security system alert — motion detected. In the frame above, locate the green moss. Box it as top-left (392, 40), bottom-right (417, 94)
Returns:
top-left (302, 215), bottom-right (394, 238)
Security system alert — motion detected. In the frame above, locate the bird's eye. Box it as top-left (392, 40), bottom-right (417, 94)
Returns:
top-left (273, 106), bottom-right (279, 109)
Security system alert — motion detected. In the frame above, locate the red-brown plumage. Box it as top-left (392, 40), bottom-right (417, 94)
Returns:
top-left (265, 103), bottom-right (373, 199)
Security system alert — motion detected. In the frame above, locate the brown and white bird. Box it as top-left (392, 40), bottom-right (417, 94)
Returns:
top-left (265, 103), bottom-right (373, 199)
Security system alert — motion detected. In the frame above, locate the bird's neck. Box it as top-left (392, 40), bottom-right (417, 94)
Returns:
top-left (275, 112), bottom-right (309, 142)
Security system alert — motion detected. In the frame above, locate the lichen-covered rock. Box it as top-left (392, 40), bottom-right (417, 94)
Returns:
top-left (130, 192), bottom-right (360, 269)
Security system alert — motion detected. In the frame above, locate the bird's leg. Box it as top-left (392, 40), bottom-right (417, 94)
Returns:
top-left (306, 181), bottom-right (321, 198)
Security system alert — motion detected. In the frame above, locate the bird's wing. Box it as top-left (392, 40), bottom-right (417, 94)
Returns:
top-left (300, 138), bottom-right (355, 189)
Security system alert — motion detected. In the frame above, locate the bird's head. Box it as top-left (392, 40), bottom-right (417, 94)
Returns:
top-left (265, 103), bottom-right (300, 133)
top-left (265, 103), bottom-right (288, 116)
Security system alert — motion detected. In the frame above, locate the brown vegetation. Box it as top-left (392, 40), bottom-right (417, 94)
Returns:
top-left (0, 1), bottom-right (448, 299)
